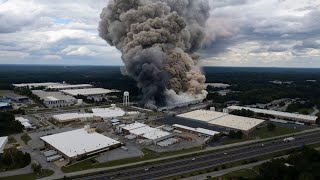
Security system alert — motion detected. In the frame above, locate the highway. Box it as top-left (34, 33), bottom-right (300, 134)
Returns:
top-left (74, 130), bottom-right (320, 180)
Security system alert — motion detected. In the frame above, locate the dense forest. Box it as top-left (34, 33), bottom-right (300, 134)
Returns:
top-left (0, 65), bottom-right (320, 107)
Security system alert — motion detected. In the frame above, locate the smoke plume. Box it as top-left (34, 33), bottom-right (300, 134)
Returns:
top-left (99, 0), bottom-right (210, 106)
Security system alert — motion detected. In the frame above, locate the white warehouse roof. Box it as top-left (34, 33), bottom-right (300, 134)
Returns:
top-left (173, 124), bottom-right (220, 136)
top-left (40, 128), bottom-right (120, 158)
top-left (142, 129), bottom-right (171, 140)
top-left (122, 122), bottom-right (147, 131)
top-left (61, 88), bottom-right (113, 96)
top-left (208, 115), bottom-right (265, 131)
top-left (46, 84), bottom-right (93, 90)
top-left (177, 110), bottom-right (227, 122)
top-left (92, 108), bottom-right (125, 118)
top-left (227, 106), bottom-right (318, 122)
top-left (13, 82), bottom-right (61, 88)
top-left (52, 113), bottom-right (94, 122)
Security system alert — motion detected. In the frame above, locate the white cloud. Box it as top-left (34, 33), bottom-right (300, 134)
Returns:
top-left (0, 0), bottom-right (319, 67)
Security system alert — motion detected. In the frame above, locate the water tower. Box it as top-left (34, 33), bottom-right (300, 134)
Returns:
top-left (123, 91), bottom-right (129, 106)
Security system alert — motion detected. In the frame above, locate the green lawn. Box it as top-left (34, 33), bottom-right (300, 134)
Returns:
top-left (0, 173), bottom-right (35, 180)
top-left (35, 169), bottom-right (54, 178)
top-left (62, 147), bottom-right (202, 173)
top-left (249, 126), bottom-right (300, 139)
top-left (0, 90), bottom-right (11, 96)
top-left (21, 133), bottom-right (32, 144)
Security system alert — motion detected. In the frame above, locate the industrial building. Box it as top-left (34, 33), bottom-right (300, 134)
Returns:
top-left (118, 122), bottom-right (173, 144)
top-left (92, 107), bottom-right (126, 119)
top-left (177, 110), bottom-right (265, 134)
top-left (52, 105), bottom-right (126, 123)
top-left (0, 102), bottom-right (11, 110)
top-left (32, 90), bottom-right (77, 108)
top-left (172, 124), bottom-right (220, 137)
top-left (60, 88), bottom-right (113, 101)
top-left (15, 117), bottom-right (32, 129)
top-left (45, 84), bottom-right (93, 91)
top-left (12, 82), bottom-right (61, 89)
top-left (40, 128), bottom-right (121, 161)
top-left (227, 106), bottom-right (318, 123)
top-left (0, 136), bottom-right (8, 153)
top-left (52, 113), bottom-right (98, 123)
top-left (4, 93), bottom-right (29, 103)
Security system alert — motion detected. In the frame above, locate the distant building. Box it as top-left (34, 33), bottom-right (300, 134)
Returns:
top-left (15, 117), bottom-right (33, 129)
top-left (12, 82), bottom-right (61, 89)
top-left (60, 88), bottom-right (113, 102)
top-left (40, 128), bottom-right (121, 161)
top-left (32, 90), bottom-right (76, 108)
top-left (45, 84), bottom-right (93, 91)
top-left (227, 106), bottom-right (318, 123)
top-left (0, 102), bottom-right (12, 110)
top-left (4, 93), bottom-right (29, 103)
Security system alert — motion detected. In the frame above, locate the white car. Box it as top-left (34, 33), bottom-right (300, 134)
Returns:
top-left (191, 158), bottom-right (196, 161)
top-left (224, 152), bottom-right (228, 155)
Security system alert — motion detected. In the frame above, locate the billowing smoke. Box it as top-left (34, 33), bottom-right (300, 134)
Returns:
top-left (99, 0), bottom-right (210, 106)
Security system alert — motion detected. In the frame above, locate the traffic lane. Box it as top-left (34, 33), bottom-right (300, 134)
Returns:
top-left (86, 135), bottom-right (320, 180)
top-left (120, 137), bottom-right (320, 180)
top-left (76, 131), bottom-right (320, 180)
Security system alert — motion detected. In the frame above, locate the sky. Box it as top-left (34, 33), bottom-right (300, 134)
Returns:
top-left (0, 0), bottom-right (319, 67)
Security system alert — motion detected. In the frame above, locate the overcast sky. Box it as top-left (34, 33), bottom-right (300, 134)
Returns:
top-left (0, 0), bottom-right (319, 67)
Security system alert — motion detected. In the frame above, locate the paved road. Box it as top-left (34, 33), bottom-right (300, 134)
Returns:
top-left (74, 131), bottom-right (320, 180)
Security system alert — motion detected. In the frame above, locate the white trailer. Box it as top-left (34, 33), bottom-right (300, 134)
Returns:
top-left (43, 150), bottom-right (57, 157)
top-left (47, 155), bottom-right (62, 162)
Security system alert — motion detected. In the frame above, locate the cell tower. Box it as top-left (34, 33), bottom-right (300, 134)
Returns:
top-left (123, 91), bottom-right (129, 106)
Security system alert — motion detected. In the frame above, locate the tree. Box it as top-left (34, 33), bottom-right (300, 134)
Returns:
top-left (235, 131), bottom-right (243, 139)
top-left (267, 122), bottom-right (276, 131)
top-left (32, 163), bottom-right (43, 175)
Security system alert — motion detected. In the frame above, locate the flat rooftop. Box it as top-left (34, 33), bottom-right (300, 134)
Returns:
top-left (0, 136), bottom-right (8, 147)
top-left (122, 123), bottom-right (171, 140)
top-left (13, 82), bottom-right (61, 88)
top-left (208, 115), bottom-right (265, 131)
top-left (40, 128), bottom-right (120, 158)
top-left (52, 113), bottom-right (94, 122)
top-left (173, 124), bottom-right (220, 136)
top-left (60, 88), bottom-right (113, 96)
top-left (92, 108), bottom-right (125, 118)
top-left (122, 122), bottom-right (147, 131)
top-left (177, 110), bottom-right (227, 122)
top-left (227, 106), bottom-right (318, 122)
top-left (46, 84), bottom-right (93, 90)
top-left (0, 102), bottom-right (10, 107)
top-left (32, 90), bottom-right (75, 102)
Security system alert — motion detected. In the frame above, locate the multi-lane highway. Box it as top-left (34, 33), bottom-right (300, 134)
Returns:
top-left (74, 130), bottom-right (320, 180)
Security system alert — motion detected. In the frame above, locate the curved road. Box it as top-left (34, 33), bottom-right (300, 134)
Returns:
top-left (75, 131), bottom-right (320, 180)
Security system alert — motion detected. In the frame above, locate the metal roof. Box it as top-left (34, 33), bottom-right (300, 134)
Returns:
top-left (227, 106), bottom-right (318, 122)
top-left (60, 88), bottom-right (113, 96)
top-left (173, 124), bottom-right (220, 136)
top-left (41, 128), bottom-right (120, 158)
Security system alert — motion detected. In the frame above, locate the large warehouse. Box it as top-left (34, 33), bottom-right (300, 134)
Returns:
top-left (13, 82), bottom-right (61, 89)
top-left (40, 128), bottom-right (121, 161)
top-left (60, 88), bottom-right (113, 101)
top-left (119, 122), bottom-right (173, 144)
top-left (177, 110), bottom-right (265, 134)
top-left (32, 90), bottom-right (77, 108)
top-left (227, 106), bottom-right (318, 123)
top-left (46, 84), bottom-right (93, 91)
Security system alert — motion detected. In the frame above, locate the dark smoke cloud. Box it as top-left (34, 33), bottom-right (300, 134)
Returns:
top-left (99, 0), bottom-right (210, 106)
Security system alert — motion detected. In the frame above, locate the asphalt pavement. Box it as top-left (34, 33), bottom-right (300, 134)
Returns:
top-left (74, 130), bottom-right (320, 180)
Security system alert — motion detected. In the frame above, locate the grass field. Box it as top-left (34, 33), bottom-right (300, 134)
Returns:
top-left (249, 126), bottom-right (300, 139)
top-left (0, 173), bottom-right (35, 180)
top-left (0, 90), bottom-right (11, 96)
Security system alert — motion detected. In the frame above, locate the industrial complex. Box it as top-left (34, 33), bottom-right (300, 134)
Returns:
top-left (2, 80), bottom-right (319, 180)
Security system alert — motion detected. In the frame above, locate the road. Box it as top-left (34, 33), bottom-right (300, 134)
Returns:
top-left (74, 130), bottom-right (320, 180)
